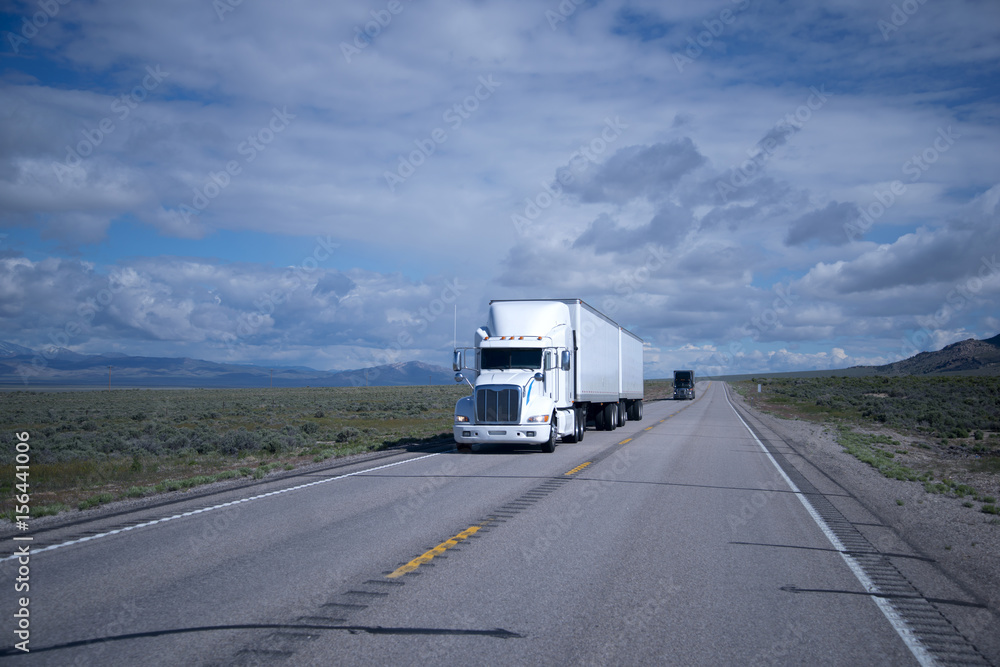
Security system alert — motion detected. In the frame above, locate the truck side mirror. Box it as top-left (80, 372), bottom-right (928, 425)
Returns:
top-left (452, 349), bottom-right (462, 372)
top-left (560, 350), bottom-right (571, 371)
top-left (454, 372), bottom-right (464, 383)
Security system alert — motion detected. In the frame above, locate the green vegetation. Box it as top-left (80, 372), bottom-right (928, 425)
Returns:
top-left (732, 375), bottom-right (1000, 437)
top-left (734, 376), bottom-right (1000, 515)
top-left (644, 379), bottom-right (675, 401)
top-left (0, 385), bottom-right (467, 519)
top-left (836, 427), bottom-right (930, 483)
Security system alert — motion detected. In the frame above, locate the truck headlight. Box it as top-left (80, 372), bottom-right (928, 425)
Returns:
top-left (526, 414), bottom-right (550, 423)
top-left (455, 415), bottom-right (469, 423)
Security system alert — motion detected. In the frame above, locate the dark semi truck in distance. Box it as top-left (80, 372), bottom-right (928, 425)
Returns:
top-left (673, 370), bottom-right (695, 400)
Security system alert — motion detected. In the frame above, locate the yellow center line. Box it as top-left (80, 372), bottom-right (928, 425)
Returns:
top-left (565, 461), bottom-right (592, 476)
top-left (386, 525), bottom-right (483, 579)
top-left (618, 438), bottom-right (632, 445)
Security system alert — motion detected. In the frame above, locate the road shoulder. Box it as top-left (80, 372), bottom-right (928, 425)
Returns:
top-left (725, 383), bottom-right (1000, 663)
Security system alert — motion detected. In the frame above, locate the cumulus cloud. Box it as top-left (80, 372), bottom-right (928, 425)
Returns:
top-left (558, 139), bottom-right (706, 205)
top-left (784, 201), bottom-right (859, 246)
top-left (1, 0), bottom-right (999, 377)
top-left (0, 256), bottom-right (467, 369)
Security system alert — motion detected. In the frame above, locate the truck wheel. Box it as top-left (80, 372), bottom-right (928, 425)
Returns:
top-left (572, 407), bottom-right (585, 441)
top-left (618, 401), bottom-right (626, 427)
top-left (594, 406), bottom-right (605, 431)
top-left (541, 414), bottom-right (557, 453)
top-left (637, 400), bottom-right (643, 420)
top-left (563, 410), bottom-right (577, 443)
top-left (603, 403), bottom-right (616, 431)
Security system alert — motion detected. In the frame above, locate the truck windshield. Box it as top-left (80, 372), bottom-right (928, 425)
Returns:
top-left (481, 348), bottom-right (543, 370)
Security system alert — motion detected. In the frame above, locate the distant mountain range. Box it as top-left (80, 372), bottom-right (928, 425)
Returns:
top-left (2, 333), bottom-right (998, 389)
top-left (0, 342), bottom-right (454, 388)
top-left (861, 333), bottom-right (1000, 376)
top-left (709, 333), bottom-right (1000, 381)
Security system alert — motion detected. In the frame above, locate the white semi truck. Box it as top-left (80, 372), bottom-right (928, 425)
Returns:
top-left (453, 299), bottom-right (643, 453)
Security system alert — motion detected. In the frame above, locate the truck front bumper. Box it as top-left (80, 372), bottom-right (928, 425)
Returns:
top-left (454, 424), bottom-right (551, 445)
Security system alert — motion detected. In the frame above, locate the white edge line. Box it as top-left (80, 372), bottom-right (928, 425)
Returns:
top-left (722, 385), bottom-right (937, 667)
top-left (3, 452), bottom-right (441, 562)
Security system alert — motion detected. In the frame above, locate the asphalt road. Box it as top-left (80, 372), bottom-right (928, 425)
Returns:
top-left (2, 381), bottom-right (993, 665)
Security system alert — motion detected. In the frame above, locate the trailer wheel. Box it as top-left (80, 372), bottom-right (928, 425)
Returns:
top-left (637, 399), bottom-right (643, 420)
top-left (618, 400), bottom-right (626, 427)
top-left (594, 405), bottom-right (605, 431)
top-left (541, 413), bottom-right (557, 453)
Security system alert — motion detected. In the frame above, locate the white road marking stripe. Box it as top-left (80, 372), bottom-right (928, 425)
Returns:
top-left (723, 385), bottom-right (936, 667)
top-left (2, 453), bottom-right (441, 562)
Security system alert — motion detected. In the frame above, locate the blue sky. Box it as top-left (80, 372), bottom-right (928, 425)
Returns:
top-left (1, 0), bottom-right (998, 377)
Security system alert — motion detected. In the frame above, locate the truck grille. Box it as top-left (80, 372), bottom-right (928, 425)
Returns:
top-left (476, 386), bottom-right (521, 424)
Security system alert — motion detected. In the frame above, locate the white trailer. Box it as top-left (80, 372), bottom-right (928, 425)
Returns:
top-left (453, 299), bottom-right (644, 452)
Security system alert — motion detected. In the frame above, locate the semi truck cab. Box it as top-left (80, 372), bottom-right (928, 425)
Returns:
top-left (453, 331), bottom-right (574, 452)
top-left (673, 370), bottom-right (695, 400)
top-left (453, 299), bottom-right (643, 453)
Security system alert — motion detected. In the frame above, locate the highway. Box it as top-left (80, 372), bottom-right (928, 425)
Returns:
top-left (2, 381), bottom-right (994, 665)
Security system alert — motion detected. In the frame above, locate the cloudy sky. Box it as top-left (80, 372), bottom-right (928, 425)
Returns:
top-left (1, 0), bottom-right (998, 378)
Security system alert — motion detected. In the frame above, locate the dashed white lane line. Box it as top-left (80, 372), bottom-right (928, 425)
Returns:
top-left (2, 453), bottom-right (441, 563)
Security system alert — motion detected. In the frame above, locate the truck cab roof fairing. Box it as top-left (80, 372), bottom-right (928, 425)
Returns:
top-left (486, 301), bottom-right (572, 339)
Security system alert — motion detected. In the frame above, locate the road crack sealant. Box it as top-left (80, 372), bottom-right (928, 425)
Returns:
top-left (233, 420), bottom-right (666, 662)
